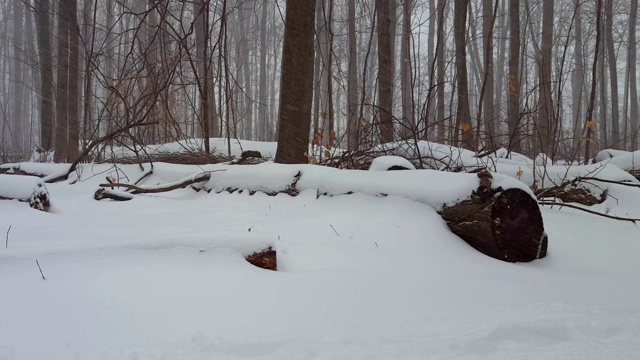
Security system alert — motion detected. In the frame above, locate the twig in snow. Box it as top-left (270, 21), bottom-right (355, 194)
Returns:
top-left (330, 224), bottom-right (340, 236)
top-left (5, 225), bottom-right (11, 249)
top-left (375, 242), bottom-right (379, 248)
top-left (36, 259), bottom-right (46, 280)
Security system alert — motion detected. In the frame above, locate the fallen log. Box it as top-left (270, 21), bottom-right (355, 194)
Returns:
top-left (439, 171), bottom-right (547, 262)
top-left (0, 175), bottom-right (51, 211)
top-left (202, 165), bottom-right (547, 263)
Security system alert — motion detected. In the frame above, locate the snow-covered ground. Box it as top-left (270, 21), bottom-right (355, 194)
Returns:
top-left (1, 162), bottom-right (640, 359)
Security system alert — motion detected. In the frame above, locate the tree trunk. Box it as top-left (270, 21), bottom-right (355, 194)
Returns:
top-left (537, 0), bottom-right (554, 158)
top-left (605, 0), bottom-right (620, 149)
top-left (400, 0), bottom-right (415, 139)
top-left (630, 0), bottom-right (639, 150)
top-left (436, 0), bottom-right (446, 143)
top-left (68, 0), bottom-right (80, 161)
top-left (258, 0), bottom-right (269, 142)
top-left (507, 0), bottom-right (521, 153)
top-left (274, 0), bottom-right (316, 164)
top-left (11, 0), bottom-right (25, 152)
top-left (54, 0), bottom-right (71, 162)
top-left (347, 0), bottom-right (359, 150)
top-left (194, 0), bottom-right (211, 153)
top-left (34, 0), bottom-right (55, 152)
top-left (584, 0), bottom-right (603, 164)
top-left (572, 0), bottom-right (584, 155)
top-left (454, 0), bottom-right (474, 150)
top-left (482, 0), bottom-right (495, 147)
top-left (376, 0), bottom-right (394, 143)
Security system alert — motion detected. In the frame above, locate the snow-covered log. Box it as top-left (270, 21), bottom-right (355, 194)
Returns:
top-left (439, 172), bottom-right (547, 262)
top-left (0, 175), bottom-right (51, 211)
top-left (201, 164), bottom-right (547, 262)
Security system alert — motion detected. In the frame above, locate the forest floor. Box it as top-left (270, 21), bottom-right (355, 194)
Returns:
top-left (1, 148), bottom-right (640, 359)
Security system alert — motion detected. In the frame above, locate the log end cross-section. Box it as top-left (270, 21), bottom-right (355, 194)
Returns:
top-left (439, 171), bottom-right (547, 263)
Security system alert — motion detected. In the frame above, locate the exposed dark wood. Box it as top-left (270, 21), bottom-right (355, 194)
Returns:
top-left (439, 171), bottom-right (547, 262)
top-left (246, 247), bottom-right (277, 270)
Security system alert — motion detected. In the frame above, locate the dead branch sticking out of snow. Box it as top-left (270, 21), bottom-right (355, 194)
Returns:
top-left (94, 172), bottom-right (213, 199)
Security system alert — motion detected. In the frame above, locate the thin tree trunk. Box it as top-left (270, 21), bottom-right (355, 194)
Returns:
top-left (537, 0), bottom-right (554, 158)
top-left (347, 0), bottom-right (358, 150)
top-left (54, 0), bottom-right (71, 162)
top-left (258, 0), bottom-right (269, 142)
top-left (482, 0), bottom-right (495, 147)
top-left (34, 0), bottom-right (55, 152)
top-left (454, 0), bottom-right (474, 150)
top-left (436, 0), bottom-right (446, 143)
top-left (630, 0), bottom-right (639, 150)
top-left (572, 0), bottom-right (584, 154)
top-left (507, 0), bottom-right (521, 153)
top-left (584, 0), bottom-right (603, 164)
top-left (11, 0), bottom-right (25, 152)
top-left (68, 0), bottom-right (80, 161)
top-left (376, 0), bottom-right (394, 143)
top-left (401, 0), bottom-right (415, 139)
top-left (605, 0), bottom-right (620, 149)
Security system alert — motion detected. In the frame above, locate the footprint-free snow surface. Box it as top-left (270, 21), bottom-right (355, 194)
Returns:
top-left (0, 163), bottom-right (639, 359)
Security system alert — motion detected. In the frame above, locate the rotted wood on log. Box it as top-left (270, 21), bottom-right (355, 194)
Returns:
top-left (439, 171), bottom-right (547, 263)
top-left (245, 247), bottom-right (277, 270)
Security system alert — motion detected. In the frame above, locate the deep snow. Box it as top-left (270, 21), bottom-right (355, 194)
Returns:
top-left (0, 162), bottom-right (639, 359)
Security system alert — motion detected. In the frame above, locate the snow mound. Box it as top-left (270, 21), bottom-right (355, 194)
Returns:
top-left (0, 174), bottom-right (48, 201)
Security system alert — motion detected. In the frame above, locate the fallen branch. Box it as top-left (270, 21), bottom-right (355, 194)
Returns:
top-left (539, 201), bottom-right (640, 223)
top-left (97, 172), bottom-right (212, 194)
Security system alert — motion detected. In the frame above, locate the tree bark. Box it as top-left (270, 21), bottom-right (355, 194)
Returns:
top-left (440, 171), bottom-right (547, 263)
top-left (454, 0), bottom-right (474, 150)
top-left (347, 0), bottom-right (359, 150)
top-left (572, 0), bottom-right (584, 155)
top-left (605, 0), bottom-right (620, 149)
top-left (482, 0), bottom-right (495, 146)
top-left (68, 0), bottom-right (80, 161)
top-left (537, 0), bottom-right (554, 157)
top-left (34, 0), bottom-right (55, 152)
top-left (401, 0), bottom-right (415, 139)
top-left (630, 0), bottom-right (639, 150)
top-left (584, 0), bottom-right (603, 164)
top-left (274, 0), bottom-right (316, 164)
top-left (54, 0), bottom-right (72, 162)
top-left (436, 0), bottom-right (446, 143)
top-left (507, 0), bottom-right (521, 153)
top-left (376, 0), bottom-right (394, 143)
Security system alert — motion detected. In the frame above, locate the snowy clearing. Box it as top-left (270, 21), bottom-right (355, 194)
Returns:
top-left (0, 162), bottom-right (639, 359)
